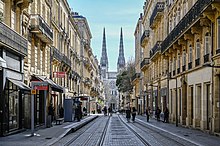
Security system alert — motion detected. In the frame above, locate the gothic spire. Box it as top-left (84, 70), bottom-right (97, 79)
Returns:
top-left (117, 27), bottom-right (125, 72)
top-left (100, 28), bottom-right (108, 68)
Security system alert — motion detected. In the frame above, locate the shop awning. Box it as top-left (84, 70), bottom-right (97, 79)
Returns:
top-left (32, 75), bottom-right (63, 93)
top-left (7, 78), bottom-right (31, 91)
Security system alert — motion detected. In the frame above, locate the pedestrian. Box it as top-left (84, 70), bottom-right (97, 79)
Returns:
top-left (164, 107), bottom-right (169, 123)
top-left (132, 107), bottom-right (137, 122)
top-left (126, 106), bottom-right (131, 122)
top-left (59, 106), bottom-right (64, 118)
top-left (108, 107), bottom-right (112, 116)
top-left (75, 105), bottom-right (80, 121)
top-left (83, 107), bottom-right (87, 116)
top-left (146, 107), bottom-right (150, 122)
top-left (156, 107), bottom-right (161, 121)
top-left (103, 106), bottom-right (107, 116)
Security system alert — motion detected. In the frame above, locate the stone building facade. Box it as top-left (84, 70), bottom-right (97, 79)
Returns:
top-left (0, 0), bottom-right (102, 136)
top-left (134, 0), bottom-right (220, 133)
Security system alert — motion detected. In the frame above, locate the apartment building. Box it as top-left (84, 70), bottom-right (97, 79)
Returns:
top-left (0, 0), bottom-right (102, 136)
top-left (137, 0), bottom-right (220, 133)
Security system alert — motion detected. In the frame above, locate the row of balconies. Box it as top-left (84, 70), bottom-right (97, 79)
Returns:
top-left (52, 46), bottom-right (71, 67)
top-left (141, 30), bottom-right (150, 47)
top-left (30, 14), bottom-right (53, 43)
top-left (0, 22), bottom-right (28, 56)
top-left (161, 0), bottom-right (212, 53)
top-left (150, 2), bottom-right (165, 29)
top-left (150, 41), bottom-right (162, 59)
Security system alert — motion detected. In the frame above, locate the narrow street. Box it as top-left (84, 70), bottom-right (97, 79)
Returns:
top-left (0, 114), bottom-right (220, 146)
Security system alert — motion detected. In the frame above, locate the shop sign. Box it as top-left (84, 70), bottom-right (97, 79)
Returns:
top-left (31, 89), bottom-right (36, 94)
top-left (53, 72), bottom-right (66, 78)
top-left (35, 85), bottom-right (48, 90)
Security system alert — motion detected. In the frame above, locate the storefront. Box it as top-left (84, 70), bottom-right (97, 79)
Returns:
top-left (30, 75), bottom-right (63, 126)
top-left (0, 54), bottom-right (31, 136)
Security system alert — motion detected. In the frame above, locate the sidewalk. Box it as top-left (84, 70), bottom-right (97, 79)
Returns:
top-left (0, 115), bottom-right (98, 146)
top-left (136, 115), bottom-right (220, 146)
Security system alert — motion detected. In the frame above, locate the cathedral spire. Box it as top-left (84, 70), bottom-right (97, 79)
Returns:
top-left (100, 27), bottom-right (108, 68)
top-left (117, 27), bottom-right (125, 72)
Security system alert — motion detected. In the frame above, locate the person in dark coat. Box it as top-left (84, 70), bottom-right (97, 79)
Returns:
top-left (126, 106), bottom-right (131, 122)
top-left (164, 107), bottom-right (169, 123)
top-left (132, 107), bottom-right (137, 122)
top-left (156, 107), bottom-right (161, 121)
top-left (146, 107), bottom-right (150, 122)
top-left (75, 105), bottom-right (81, 121)
top-left (59, 106), bottom-right (64, 118)
top-left (103, 106), bottom-right (107, 116)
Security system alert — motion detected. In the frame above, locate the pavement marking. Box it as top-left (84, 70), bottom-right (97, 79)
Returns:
top-left (136, 118), bottom-right (204, 146)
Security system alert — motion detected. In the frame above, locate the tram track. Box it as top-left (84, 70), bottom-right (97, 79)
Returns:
top-left (119, 114), bottom-right (199, 146)
top-left (53, 116), bottom-right (110, 146)
top-left (118, 115), bottom-right (151, 146)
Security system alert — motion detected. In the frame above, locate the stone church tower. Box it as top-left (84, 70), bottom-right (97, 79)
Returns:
top-left (117, 28), bottom-right (126, 73)
top-left (100, 27), bottom-right (126, 110)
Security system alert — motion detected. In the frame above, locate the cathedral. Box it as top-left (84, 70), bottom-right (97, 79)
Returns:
top-left (100, 28), bottom-right (126, 111)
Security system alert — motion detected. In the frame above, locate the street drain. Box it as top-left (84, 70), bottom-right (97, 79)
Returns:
top-left (45, 137), bottom-right (52, 139)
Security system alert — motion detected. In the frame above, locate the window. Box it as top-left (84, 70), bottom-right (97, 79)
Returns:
top-left (177, 54), bottom-right (180, 68)
top-left (169, 60), bottom-right (172, 72)
top-left (182, 51), bottom-right (186, 66)
top-left (196, 40), bottom-right (201, 59)
top-left (173, 57), bottom-right (176, 70)
top-left (205, 33), bottom-right (211, 55)
top-left (177, 9), bottom-right (181, 23)
top-left (169, 19), bottom-right (172, 32)
top-left (189, 45), bottom-right (192, 62)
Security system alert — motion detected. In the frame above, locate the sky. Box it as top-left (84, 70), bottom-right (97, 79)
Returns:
top-left (68, 0), bottom-right (144, 71)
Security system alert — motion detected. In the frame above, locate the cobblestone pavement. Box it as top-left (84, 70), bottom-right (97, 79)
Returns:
top-left (53, 116), bottom-right (109, 146)
top-left (102, 115), bottom-right (145, 146)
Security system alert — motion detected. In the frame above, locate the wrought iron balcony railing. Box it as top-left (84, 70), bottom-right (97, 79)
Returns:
top-left (30, 14), bottom-right (53, 43)
top-left (177, 68), bottom-right (180, 74)
top-left (195, 58), bottom-right (200, 66)
top-left (203, 54), bottom-right (209, 63)
top-left (52, 46), bottom-right (62, 62)
top-left (150, 41), bottom-right (162, 58)
top-left (62, 54), bottom-right (71, 67)
top-left (188, 62), bottom-right (192, 70)
top-left (150, 2), bottom-right (165, 28)
top-left (140, 58), bottom-right (150, 69)
top-left (131, 73), bottom-right (140, 82)
top-left (141, 30), bottom-right (150, 46)
top-left (161, 0), bottom-right (212, 53)
top-left (0, 22), bottom-right (28, 56)
top-left (182, 65), bottom-right (186, 72)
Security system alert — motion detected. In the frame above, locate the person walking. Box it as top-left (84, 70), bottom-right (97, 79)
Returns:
top-left (132, 107), bottom-right (137, 122)
top-left (156, 107), bottom-right (161, 121)
top-left (108, 107), bottom-right (112, 116)
top-left (126, 106), bottom-right (131, 122)
top-left (146, 107), bottom-right (150, 122)
top-left (164, 107), bottom-right (169, 123)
